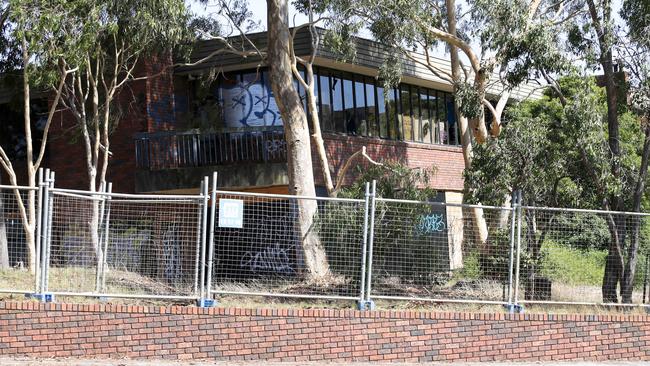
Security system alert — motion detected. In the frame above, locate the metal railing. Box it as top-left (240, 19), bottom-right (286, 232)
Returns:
top-left (1, 172), bottom-right (649, 311)
top-left (134, 127), bottom-right (287, 170)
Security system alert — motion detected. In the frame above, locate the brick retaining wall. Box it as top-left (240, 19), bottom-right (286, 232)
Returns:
top-left (1, 301), bottom-right (649, 362)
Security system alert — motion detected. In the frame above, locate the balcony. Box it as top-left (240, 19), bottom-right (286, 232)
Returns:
top-left (133, 127), bottom-right (288, 192)
top-left (134, 127), bottom-right (287, 170)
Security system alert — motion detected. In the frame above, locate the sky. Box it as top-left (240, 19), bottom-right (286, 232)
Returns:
top-left (189, 0), bottom-right (310, 31)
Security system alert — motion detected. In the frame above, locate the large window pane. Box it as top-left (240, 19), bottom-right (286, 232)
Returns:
top-left (400, 85), bottom-right (412, 141)
top-left (332, 72), bottom-right (345, 133)
top-left (389, 88), bottom-right (400, 139)
top-left (318, 69), bottom-right (333, 132)
top-left (412, 87), bottom-right (422, 142)
top-left (377, 85), bottom-right (388, 138)
top-left (447, 94), bottom-right (458, 145)
top-left (438, 91), bottom-right (448, 144)
top-left (420, 90), bottom-right (431, 144)
top-left (428, 90), bottom-right (438, 143)
top-left (354, 78), bottom-right (367, 135)
top-left (365, 78), bottom-right (377, 137)
top-left (343, 77), bottom-right (356, 134)
top-left (221, 72), bottom-right (280, 128)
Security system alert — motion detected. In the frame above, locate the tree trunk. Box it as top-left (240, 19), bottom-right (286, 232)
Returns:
top-left (21, 35), bottom-right (36, 274)
top-left (267, 0), bottom-right (330, 278)
top-left (446, 0), bottom-right (489, 246)
top-left (305, 64), bottom-right (335, 196)
top-left (620, 121), bottom-right (650, 303)
top-left (0, 190), bottom-right (9, 269)
top-left (602, 215), bottom-right (624, 303)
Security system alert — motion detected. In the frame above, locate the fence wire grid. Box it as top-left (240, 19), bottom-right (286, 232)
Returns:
top-left (0, 186), bottom-right (39, 294)
top-left (2, 175), bottom-right (650, 310)
top-left (46, 189), bottom-right (205, 299)
top-left (368, 198), bottom-right (515, 305)
top-left (517, 206), bottom-right (650, 306)
top-left (209, 191), bottom-right (367, 300)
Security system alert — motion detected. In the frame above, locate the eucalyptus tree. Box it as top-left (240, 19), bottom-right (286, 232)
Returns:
top-left (50, 0), bottom-right (190, 277)
top-left (195, 0), bottom-right (332, 278)
top-left (310, 0), bottom-right (575, 246)
top-left (563, 0), bottom-right (650, 304)
top-left (0, 1), bottom-right (78, 272)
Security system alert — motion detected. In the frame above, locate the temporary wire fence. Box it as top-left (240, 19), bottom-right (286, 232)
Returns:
top-left (0, 185), bottom-right (40, 294)
top-left (207, 189), bottom-right (368, 301)
top-left (368, 198), bottom-right (515, 305)
top-left (2, 172), bottom-right (650, 311)
top-left (44, 188), bottom-right (205, 299)
top-left (516, 206), bottom-right (650, 307)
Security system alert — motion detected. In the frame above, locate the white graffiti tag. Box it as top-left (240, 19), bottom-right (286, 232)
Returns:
top-left (240, 243), bottom-right (295, 275)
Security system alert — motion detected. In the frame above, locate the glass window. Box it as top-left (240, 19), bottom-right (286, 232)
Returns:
top-left (331, 72), bottom-right (345, 133)
top-left (343, 77), bottom-right (356, 135)
top-left (412, 87), bottom-right (422, 142)
top-left (400, 85), bottom-right (412, 141)
top-left (438, 91), bottom-right (448, 144)
top-left (420, 90), bottom-right (431, 144)
top-left (428, 90), bottom-right (438, 143)
top-left (389, 87), bottom-right (400, 139)
top-left (318, 69), bottom-right (333, 132)
top-left (447, 94), bottom-right (458, 145)
top-left (221, 72), bottom-right (276, 128)
top-left (377, 85), bottom-right (388, 138)
top-left (366, 78), bottom-right (377, 137)
top-left (354, 77), bottom-right (367, 135)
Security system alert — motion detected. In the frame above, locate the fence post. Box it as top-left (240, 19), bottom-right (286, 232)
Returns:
top-left (95, 182), bottom-right (107, 294)
top-left (194, 180), bottom-right (204, 298)
top-left (357, 182), bottom-right (372, 310)
top-left (100, 183), bottom-right (113, 293)
top-left (505, 191), bottom-right (518, 313)
top-left (513, 190), bottom-right (524, 312)
top-left (197, 176), bottom-right (214, 307)
top-left (362, 180), bottom-right (377, 310)
top-left (37, 169), bottom-right (50, 300)
top-left (38, 170), bottom-right (55, 302)
top-left (203, 171), bottom-right (218, 307)
top-left (34, 168), bottom-right (44, 295)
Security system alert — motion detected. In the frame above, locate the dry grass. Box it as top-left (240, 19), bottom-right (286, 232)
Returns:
top-left (1, 267), bottom-right (648, 314)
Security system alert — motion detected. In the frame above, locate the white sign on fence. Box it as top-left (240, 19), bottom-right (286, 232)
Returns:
top-left (219, 199), bottom-right (244, 228)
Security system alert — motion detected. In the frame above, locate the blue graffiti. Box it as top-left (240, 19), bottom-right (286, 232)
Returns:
top-left (415, 213), bottom-right (446, 235)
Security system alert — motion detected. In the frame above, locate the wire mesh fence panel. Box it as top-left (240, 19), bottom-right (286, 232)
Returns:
top-left (47, 190), bottom-right (203, 298)
top-left (210, 192), bottom-right (366, 300)
top-left (517, 207), bottom-right (650, 306)
top-left (47, 193), bottom-right (99, 294)
top-left (102, 196), bottom-right (203, 298)
top-left (0, 186), bottom-right (38, 294)
top-left (369, 199), bottom-right (514, 304)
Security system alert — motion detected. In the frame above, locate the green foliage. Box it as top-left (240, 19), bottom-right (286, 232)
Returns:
top-left (7, 0), bottom-right (191, 90)
top-left (622, 0), bottom-right (650, 48)
top-left (337, 161), bottom-right (437, 201)
top-left (540, 241), bottom-right (606, 286)
top-left (454, 82), bottom-right (483, 119)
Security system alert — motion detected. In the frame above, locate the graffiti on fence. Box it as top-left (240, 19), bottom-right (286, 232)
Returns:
top-left (415, 213), bottom-right (446, 235)
top-left (240, 243), bottom-right (295, 275)
top-left (215, 200), bottom-right (298, 278)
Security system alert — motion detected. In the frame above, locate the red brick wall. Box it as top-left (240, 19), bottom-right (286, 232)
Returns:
top-left (47, 56), bottom-right (171, 193)
top-left (320, 133), bottom-right (465, 192)
top-left (1, 301), bottom-right (648, 362)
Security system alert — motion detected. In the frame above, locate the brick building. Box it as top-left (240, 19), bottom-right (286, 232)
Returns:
top-left (42, 29), bottom-right (541, 200)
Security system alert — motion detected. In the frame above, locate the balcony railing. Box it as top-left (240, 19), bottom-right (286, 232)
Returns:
top-left (134, 127), bottom-right (286, 170)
